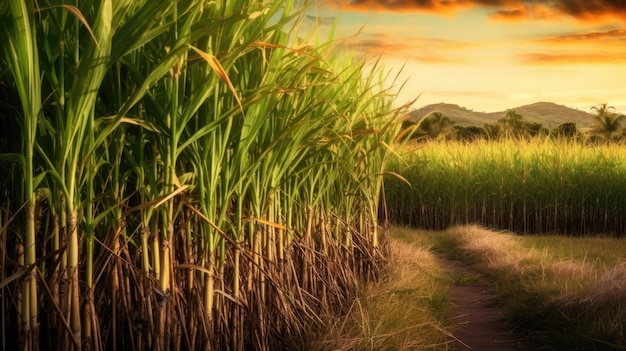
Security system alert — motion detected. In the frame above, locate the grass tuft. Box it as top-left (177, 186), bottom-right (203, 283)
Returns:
top-left (312, 231), bottom-right (454, 351)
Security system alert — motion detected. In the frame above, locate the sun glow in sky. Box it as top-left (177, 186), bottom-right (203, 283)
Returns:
top-left (314, 0), bottom-right (626, 113)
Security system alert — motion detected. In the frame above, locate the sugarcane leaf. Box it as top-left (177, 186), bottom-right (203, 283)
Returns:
top-left (110, 1), bottom-right (172, 60)
top-left (92, 205), bottom-right (122, 226)
top-left (189, 45), bottom-right (242, 112)
top-left (250, 41), bottom-right (316, 58)
top-left (247, 217), bottom-right (287, 230)
top-left (0, 266), bottom-right (29, 290)
top-left (0, 153), bottom-right (24, 164)
top-left (127, 184), bottom-right (190, 213)
top-left (33, 171), bottom-right (47, 189)
top-left (383, 171), bottom-right (412, 188)
top-left (116, 44), bottom-right (188, 118)
top-left (37, 5), bottom-right (99, 48)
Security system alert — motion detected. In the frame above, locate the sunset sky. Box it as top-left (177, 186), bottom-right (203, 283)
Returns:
top-left (314, 0), bottom-right (626, 113)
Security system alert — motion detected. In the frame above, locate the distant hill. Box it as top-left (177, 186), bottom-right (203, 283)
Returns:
top-left (408, 102), bottom-right (595, 129)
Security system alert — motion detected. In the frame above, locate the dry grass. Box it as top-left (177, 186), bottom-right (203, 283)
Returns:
top-left (312, 230), bottom-right (454, 351)
top-left (434, 225), bottom-right (626, 350)
top-left (312, 225), bottom-right (626, 350)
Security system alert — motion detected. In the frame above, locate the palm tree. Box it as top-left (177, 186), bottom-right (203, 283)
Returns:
top-left (498, 109), bottom-right (525, 138)
top-left (417, 112), bottom-right (456, 140)
top-left (591, 103), bottom-right (626, 141)
top-left (589, 103), bottom-right (626, 142)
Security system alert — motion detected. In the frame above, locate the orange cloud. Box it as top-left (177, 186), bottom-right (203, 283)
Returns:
top-left (490, 5), bottom-right (559, 21)
top-left (516, 27), bottom-right (626, 65)
top-left (554, 0), bottom-right (626, 22)
top-left (490, 6), bottom-right (526, 20)
top-left (533, 28), bottom-right (626, 44)
top-left (518, 52), bottom-right (626, 65)
top-left (323, 0), bottom-right (626, 22)
top-left (337, 33), bottom-right (472, 63)
top-left (323, 0), bottom-right (472, 14)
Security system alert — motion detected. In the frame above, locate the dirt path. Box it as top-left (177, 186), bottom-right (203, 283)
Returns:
top-left (436, 256), bottom-right (529, 351)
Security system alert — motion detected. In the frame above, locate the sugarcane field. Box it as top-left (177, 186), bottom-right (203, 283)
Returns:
top-left (2, 1), bottom-right (626, 350)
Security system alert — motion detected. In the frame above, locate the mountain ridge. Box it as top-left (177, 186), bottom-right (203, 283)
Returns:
top-left (408, 102), bottom-right (596, 129)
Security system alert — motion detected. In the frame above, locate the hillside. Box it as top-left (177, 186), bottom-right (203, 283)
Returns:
top-left (408, 102), bottom-right (595, 129)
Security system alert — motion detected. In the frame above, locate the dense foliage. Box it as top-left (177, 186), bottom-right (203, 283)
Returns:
top-left (387, 139), bottom-right (626, 236)
top-left (0, 1), bottom-right (405, 350)
top-left (405, 103), bottom-right (625, 143)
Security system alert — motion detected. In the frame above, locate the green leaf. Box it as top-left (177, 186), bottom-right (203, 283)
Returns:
top-left (0, 153), bottom-right (25, 164)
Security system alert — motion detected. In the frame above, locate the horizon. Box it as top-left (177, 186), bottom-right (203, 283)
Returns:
top-left (314, 1), bottom-right (626, 114)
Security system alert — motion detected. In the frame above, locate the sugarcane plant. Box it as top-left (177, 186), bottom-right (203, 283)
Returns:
top-left (386, 139), bottom-right (626, 235)
top-left (0, 0), bottom-right (408, 350)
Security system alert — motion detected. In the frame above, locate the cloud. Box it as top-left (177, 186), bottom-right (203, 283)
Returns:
top-left (305, 14), bottom-right (337, 26)
top-left (337, 33), bottom-right (472, 63)
top-left (490, 6), bottom-right (526, 20)
top-left (532, 28), bottom-right (626, 44)
top-left (324, 0), bottom-right (473, 14)
top-left (511, 16), bottom-right (626, 65)
top-left (552, 0), bottom-right (626, 21)
top-left (518, 52), bottom-right (626, 65)
top-left (490, 5), bottom-right (556, 21)
top-left (518, 28), bottom-right (626, 64)
top-left (324, 0), bottom-right (626, 21)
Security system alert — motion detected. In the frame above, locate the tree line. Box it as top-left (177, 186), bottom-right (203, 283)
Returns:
top-left (403, 103), bottom-right (626, 143)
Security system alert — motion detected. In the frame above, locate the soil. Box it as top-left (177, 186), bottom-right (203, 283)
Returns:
top-left (436, 256), bottom-right (530, 351)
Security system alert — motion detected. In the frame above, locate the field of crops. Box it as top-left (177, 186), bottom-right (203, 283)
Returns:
top-left (386, 139), bottom-right (626, 235)
top-left (0, 1), bottom-right (406, 350)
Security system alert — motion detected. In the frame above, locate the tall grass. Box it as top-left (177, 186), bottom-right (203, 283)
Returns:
top-left (386, 139), bottom-right (626, 235)
top-left (0, 1), bottom-right (406, 349)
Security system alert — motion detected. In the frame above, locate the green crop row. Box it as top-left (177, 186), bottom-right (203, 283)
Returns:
top-left (386, 139), bottom-right (626, 235)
